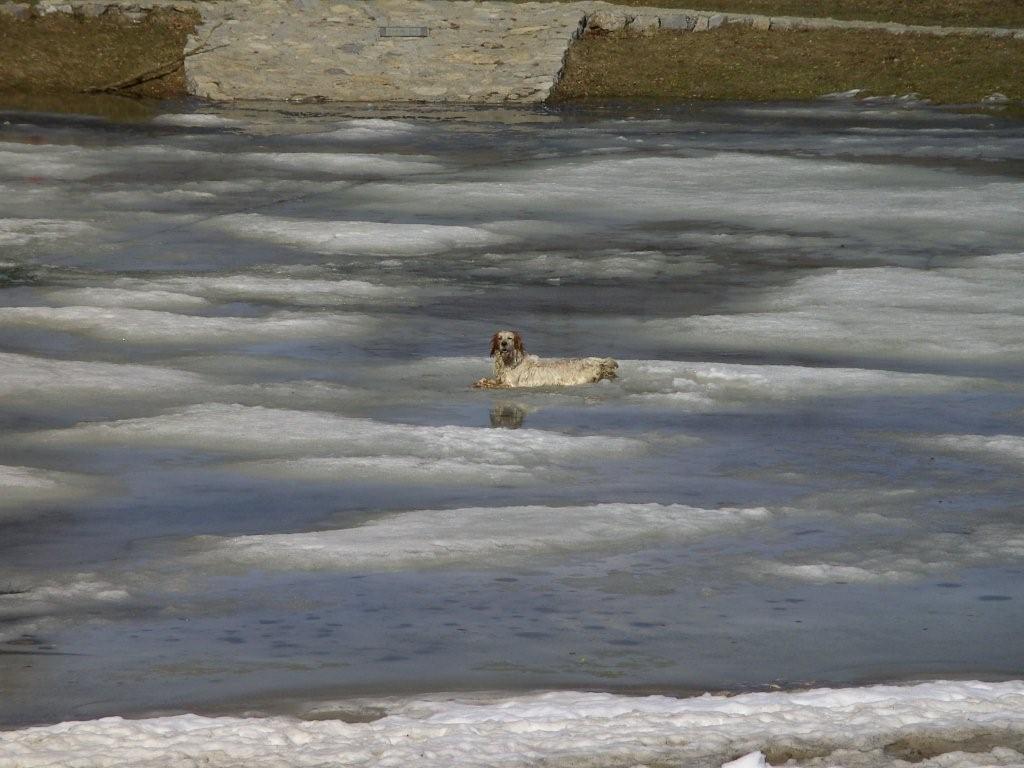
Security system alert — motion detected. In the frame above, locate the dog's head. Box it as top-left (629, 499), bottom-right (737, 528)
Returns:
top-left (490, 330), bottom-right (524, 365)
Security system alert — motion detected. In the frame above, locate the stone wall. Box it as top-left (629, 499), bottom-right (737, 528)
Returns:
top-left (3, 0), bottom-right (1023, 103)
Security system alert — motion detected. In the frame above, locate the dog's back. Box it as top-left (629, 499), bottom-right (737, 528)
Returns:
top-left (503, 355), bottom-right (617, 387)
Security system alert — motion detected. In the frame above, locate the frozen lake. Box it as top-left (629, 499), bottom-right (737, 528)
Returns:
top-left (1, 99), bottom-right (1023, 763)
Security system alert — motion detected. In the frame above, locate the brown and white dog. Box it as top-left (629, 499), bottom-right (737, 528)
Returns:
top-left (473, 330), bottom-right (618, 388)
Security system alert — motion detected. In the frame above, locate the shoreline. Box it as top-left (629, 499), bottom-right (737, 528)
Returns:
top-left (1, 1), bottom-right (1023, 109)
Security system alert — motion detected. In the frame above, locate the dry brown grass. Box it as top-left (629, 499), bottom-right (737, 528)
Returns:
top-left (604, 0), bottom-right (1024, 28)
top-left (0, 9), bottom-right (197, 104)
top-left (551, 26), bottom-right (1024, 104)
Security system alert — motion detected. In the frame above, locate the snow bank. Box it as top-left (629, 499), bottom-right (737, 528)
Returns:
top-left (189, 503), bottom-right (775, 571)
top-left (3, 681), bottom-right (1024, 768)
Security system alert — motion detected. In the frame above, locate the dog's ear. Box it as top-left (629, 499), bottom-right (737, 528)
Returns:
top-left (489, 332), bottom-right (501, 357)
top-left (512, 332), bottom-right (524, 354)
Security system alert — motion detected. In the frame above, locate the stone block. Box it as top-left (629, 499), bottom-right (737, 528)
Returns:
top-left (626, 14), bottom-right (659, 34)
top-left (707, 13), bottom-right (725, 29)
top-left (0, 3), bottom-right (32, 19)
top-left (693, 15), bottom-right (710, 31)
top-left (660, 13), bottom-right (695, 31)
top-left (752, 15), bottom-right (770, 30)
top-left (585, 10), bottom-right (619, 33)
top-left (76, 5), bottom-right (107, 18)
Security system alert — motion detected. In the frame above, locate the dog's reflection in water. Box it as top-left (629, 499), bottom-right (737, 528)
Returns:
top-left (489, 403), bottom-right (527, 429)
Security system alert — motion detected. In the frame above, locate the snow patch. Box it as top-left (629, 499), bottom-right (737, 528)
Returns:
top-left (0, 465), bottom-right (102, 519)
top-left (750, 524), bottom-right (1024, 584)
top-left (651, 262), bottom-right (1024, 363)
top-left (0, 306), bottom-right (369, 344)
top-left (0, 218), bottom-right (96, 246)
top-left (190, 504), bottom-right (775, 571)
top-left (914, 434), bottom-right (1024, 464)
top-left (209, 214), bottom-right (511, 256)
top-left (2, 681), bottom-right (1023, 768)
top-left (622, 360), bottom-right (992, 409)
top-left (25, 403), bottom-right (645, 465)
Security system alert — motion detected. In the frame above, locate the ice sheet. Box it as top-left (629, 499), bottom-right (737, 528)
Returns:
top-left (749, 524), bottom-right (1024, 583)
top-left (45, 273), bottom-right (418, 309)
top-left (0, 218), bottom-right (96, 246)
top-left (24, 403), bottom-right (645, 464)
top-left (0, 352), bottom-right (209, 403)
top-left (650, 261), bottom-right (1024, 363)
top-left (0, 306), bottom-right (369, 344)
top-left (150, 114), bottom-right (242, 128)
top-left (0, 465), bottom-right (102, 519)
top-left (915, 434), bottom-right (1024, 464)
top-left (365, 154), bottom-right (1024, 252)
top-left (622, 360), bottom-right (993, 409)
top-left (0, 353), bottom-right (360, 411)
top-left (3, 681), bottom-right (1023, 768)
top-left (208, 214), bottom-right (511, 256)
top-left (189, 504), bottom-right (775, 571)
top-left (237, 151), bottom-right (443, 176)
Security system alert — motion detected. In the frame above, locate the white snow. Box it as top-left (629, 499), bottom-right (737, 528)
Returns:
top-left (231, 456), bottom-right (537, 486)
top-left (0, 218), bottom-right (96, 246)
top-left (208, 214), bottom-right (511, 256)
top-left (307, 118), bottom-right (423, 142)
top-left (188, 503), bottom-right (776, 571)
top-left (366, 154), bottom-right (1024, 251)
top-left (648, 260), bottom-right (1024, 363)
top-left (621, 360), bottom-right (993, 409)
top-left (45, 273), bottom-right (417, 309)
top-left (0, 306), bottom-right (369, 344)
top-left (913, 434), bottom-right (1024, 464)
top-left (0, 465), bottom-right (102, 519)
top-left (750, 523), bottom-right (1024, 583)
top-left (237, 151), bottom-right (443, 176)
top-left (38, 287), bottom-right (212, 311)
top-left (25, 403), bottom-right (645, 465)
top-left (150, 114), bottom-right (241, 128)
top-left (3, 681), bottom-right (1024, 768)
top-left (469, 249), bottom-right (716, 282)
top-left (0, 352), bottom-right (211, 404)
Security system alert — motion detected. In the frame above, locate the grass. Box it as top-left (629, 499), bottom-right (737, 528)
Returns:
top-left (551, 26), bottom-right (1024, 104)
top-left (595, 0), bottom-right (1024, 29)
top-left (0, 8), bottom-right (197, 105)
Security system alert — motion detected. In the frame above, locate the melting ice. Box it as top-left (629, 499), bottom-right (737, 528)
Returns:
top-left (1, 102), bottom-right (1023, 755)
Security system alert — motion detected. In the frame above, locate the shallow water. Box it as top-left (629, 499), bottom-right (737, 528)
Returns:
top-left (1, 100), bottom-right (1023, 728)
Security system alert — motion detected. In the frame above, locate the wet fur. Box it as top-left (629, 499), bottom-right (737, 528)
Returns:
top-left (473, 330), bottom-right (618, 389)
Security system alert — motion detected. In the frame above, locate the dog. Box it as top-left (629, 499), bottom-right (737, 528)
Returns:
top-left (473, 330), bottom-right (618, 388)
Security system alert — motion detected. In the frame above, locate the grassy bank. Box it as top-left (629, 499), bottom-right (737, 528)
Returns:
top-left (551, 26), bottom-right (1024, 104)
top-left (0, 8), bottom-right (197, 107)
top-left (589, 0), bottom-right (1024, 29)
